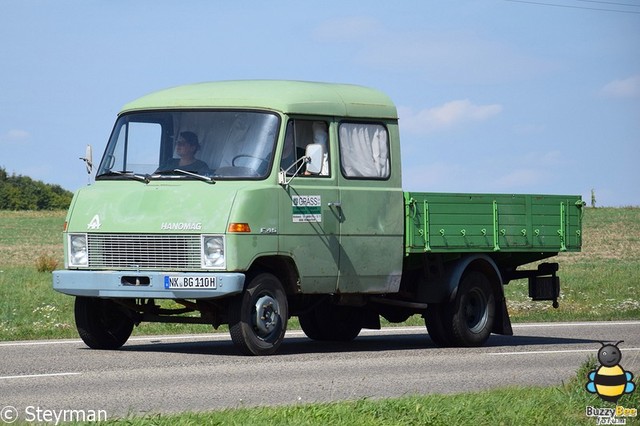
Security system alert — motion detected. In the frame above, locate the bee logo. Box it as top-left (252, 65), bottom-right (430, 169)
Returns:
top-left (586, 341), bottom-right (636, 403)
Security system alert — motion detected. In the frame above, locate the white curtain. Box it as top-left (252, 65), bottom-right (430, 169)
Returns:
top-left (339, 123), bottom-right (389, 178)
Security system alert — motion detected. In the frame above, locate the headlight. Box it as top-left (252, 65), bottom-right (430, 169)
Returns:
top-left (202, 235), bottom-right (225, 269)
top-left (68, 234), bottom-right (88, 267)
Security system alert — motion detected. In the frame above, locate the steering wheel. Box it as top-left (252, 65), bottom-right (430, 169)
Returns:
top-left (232, 155), bottom-right (269, 172)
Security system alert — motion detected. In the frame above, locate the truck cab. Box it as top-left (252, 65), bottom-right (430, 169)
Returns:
top-left (54, 81), bottom-right (406, 355)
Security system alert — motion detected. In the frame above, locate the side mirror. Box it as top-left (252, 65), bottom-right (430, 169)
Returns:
top-left (305, 144), bottom-right (324, 175)
top-left (80, 144), bottom-right (93, 175)
top-left (278, 143), bottom-right (326, 186)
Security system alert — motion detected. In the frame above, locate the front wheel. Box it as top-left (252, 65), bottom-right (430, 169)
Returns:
top-left (229, 273), bottom-right (288, 355)
top-left (448, 271), bottom-right (495, 347)
top-left (74, 297), bottom-right (134, 350)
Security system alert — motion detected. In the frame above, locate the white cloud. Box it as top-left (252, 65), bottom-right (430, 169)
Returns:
top-left (491, 150), bottom-right (564, 190)
top-left (313, 16), bottom-right (381, 42)
top-left (600, 75), bottom-right (640, 98)
top-left (523, 150), bottom-right (563, 167)
top-left (398, 100), bottom-right (502, 135)
top-left (0, 129), bottom-right (30, 144)
top-left (313, 16), bottom-right (553, 84)
top-left (494, 169), bottom-right (545, 189)
top-left (401, 149), bottom-right (563, 194)
top-left (512, 123), bottom-right (546, 135)
top-left (402, 161), bottom-right (465, 191)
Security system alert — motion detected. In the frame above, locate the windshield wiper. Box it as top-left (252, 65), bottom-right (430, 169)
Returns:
top-left (153, 169), bottom-right (215, 184)
top-left (97, 171), bottom-right (150, 183)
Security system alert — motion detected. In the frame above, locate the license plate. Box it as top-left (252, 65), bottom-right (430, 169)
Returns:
top-left (164, 275), bottom-right (217, 289)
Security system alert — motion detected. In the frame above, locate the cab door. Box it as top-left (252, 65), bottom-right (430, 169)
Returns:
top-left (278, 119), bottom-right (340, 293)
top-left (335, 121), bottom-right (404, 293)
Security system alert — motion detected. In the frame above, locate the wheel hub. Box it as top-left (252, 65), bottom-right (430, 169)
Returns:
top-left (254, 295), bottom-right (280, 335)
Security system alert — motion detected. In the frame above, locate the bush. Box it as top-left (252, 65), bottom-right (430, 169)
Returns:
top-left (35, 254), bottom-right (59, 273)
top-left (0, 167), bottom-right (73, 210)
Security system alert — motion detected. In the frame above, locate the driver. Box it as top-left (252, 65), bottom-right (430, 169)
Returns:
top-left (159, 131), bottom-right (210, 175)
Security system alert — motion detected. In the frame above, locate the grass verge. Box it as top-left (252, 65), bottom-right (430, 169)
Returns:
top-left (103, 358), bottom-right (639, 425)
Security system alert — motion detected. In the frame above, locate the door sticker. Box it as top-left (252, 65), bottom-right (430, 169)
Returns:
top-left (292, 195), bottom-right (321, 222)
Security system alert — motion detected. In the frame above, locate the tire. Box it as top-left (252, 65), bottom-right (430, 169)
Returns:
top-left (74, 297), bottom-right (134, 350)
top-left (448, 270), bottom-right (495, 347)
top-left (299, 302), bottom-right (362, 342)
top-left (298, 309), bottom-right (325, 340)
top-left (424, 303), bottom-right (453, 347)
top-left (229, 273), bottom-right (288, 356)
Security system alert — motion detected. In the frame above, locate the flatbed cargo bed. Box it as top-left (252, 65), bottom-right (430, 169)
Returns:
top-left (404, 192), bottom-right (584, 255)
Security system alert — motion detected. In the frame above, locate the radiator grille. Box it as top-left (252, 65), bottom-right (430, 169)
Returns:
top-left (87, 234), bottom-right (201, 270)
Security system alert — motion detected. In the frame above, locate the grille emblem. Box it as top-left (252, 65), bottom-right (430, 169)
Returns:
top-left (87, 214), bottom-right (101, 230)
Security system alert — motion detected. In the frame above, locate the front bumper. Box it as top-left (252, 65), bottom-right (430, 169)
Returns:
top-left (53, 270), bottom-right (245, 299)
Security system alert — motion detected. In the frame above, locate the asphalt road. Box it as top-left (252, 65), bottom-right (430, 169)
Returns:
top-left (1, 321), bottom-right (639, 420)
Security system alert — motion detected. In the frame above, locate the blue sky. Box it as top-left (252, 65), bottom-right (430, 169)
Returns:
top-left (1, 1), bottom-right (638, 206)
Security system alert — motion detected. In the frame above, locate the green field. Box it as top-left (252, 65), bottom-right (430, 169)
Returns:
top-left (504, 207), bottom-right (640, 322)
top-left (1, 207), bottom-right (638, 340)
top-left (0, 208), bottom-right (638, 424)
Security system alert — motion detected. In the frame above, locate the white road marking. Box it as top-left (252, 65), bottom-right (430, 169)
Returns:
top-left (488, 348), bottom-right (640, 356)
top-left (511, 321), bottom-right (640, 328)
top-left (0, 372), bottom-right (81, 380)
top-left (0, 321), bottom-right (637, 348)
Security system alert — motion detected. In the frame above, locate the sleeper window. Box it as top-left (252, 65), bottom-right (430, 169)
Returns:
top-left (339, 123), bottom-right (389, 179)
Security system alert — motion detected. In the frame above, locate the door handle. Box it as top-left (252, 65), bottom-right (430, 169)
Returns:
top-left (328, 201), bottom-right (344, 222)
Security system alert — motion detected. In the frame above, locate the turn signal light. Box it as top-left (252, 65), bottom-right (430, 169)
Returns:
top-left (228, 223), bottom-right (251, 233)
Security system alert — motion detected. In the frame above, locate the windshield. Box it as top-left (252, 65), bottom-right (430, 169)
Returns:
top-left (97, 111), bottom-right (280, 180)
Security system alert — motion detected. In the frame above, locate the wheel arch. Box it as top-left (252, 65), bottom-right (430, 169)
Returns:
top-left (446, 254), bottom-right (512, 335)
top-left (249, 255), bottom-right (300, 295)
top-left (446, 254), bottom-right (502, 303)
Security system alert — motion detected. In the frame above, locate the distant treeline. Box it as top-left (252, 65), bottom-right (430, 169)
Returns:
top-left (0, 167), bottom-right (73, 210)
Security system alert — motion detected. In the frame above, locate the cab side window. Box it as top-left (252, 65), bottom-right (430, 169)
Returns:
top-left (280, 119), bottom-right (330, 176)
top-left (339, 122), bottom-right (390, 179)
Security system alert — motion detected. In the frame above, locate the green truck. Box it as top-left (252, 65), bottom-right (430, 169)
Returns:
top-left (53, 80), bottom-right (584, 355)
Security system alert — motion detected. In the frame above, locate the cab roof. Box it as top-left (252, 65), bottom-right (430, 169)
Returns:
top-left (120, 80), bottom-right (398, 119)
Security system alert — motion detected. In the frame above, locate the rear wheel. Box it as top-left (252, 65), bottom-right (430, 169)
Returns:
top-left (229, 273), bottom-right (288, 355)
top-left (299, 302), bottom-right (362, 342)
top-left (74, 297), bottom-right (134, 350)
top-left (424, 303), bottom-right (453, 347)
top-left (448, 270), bottom-right (495, 347)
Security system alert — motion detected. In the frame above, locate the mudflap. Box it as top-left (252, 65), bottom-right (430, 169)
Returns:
top-left (492, 294), bottom-right (513, 336)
